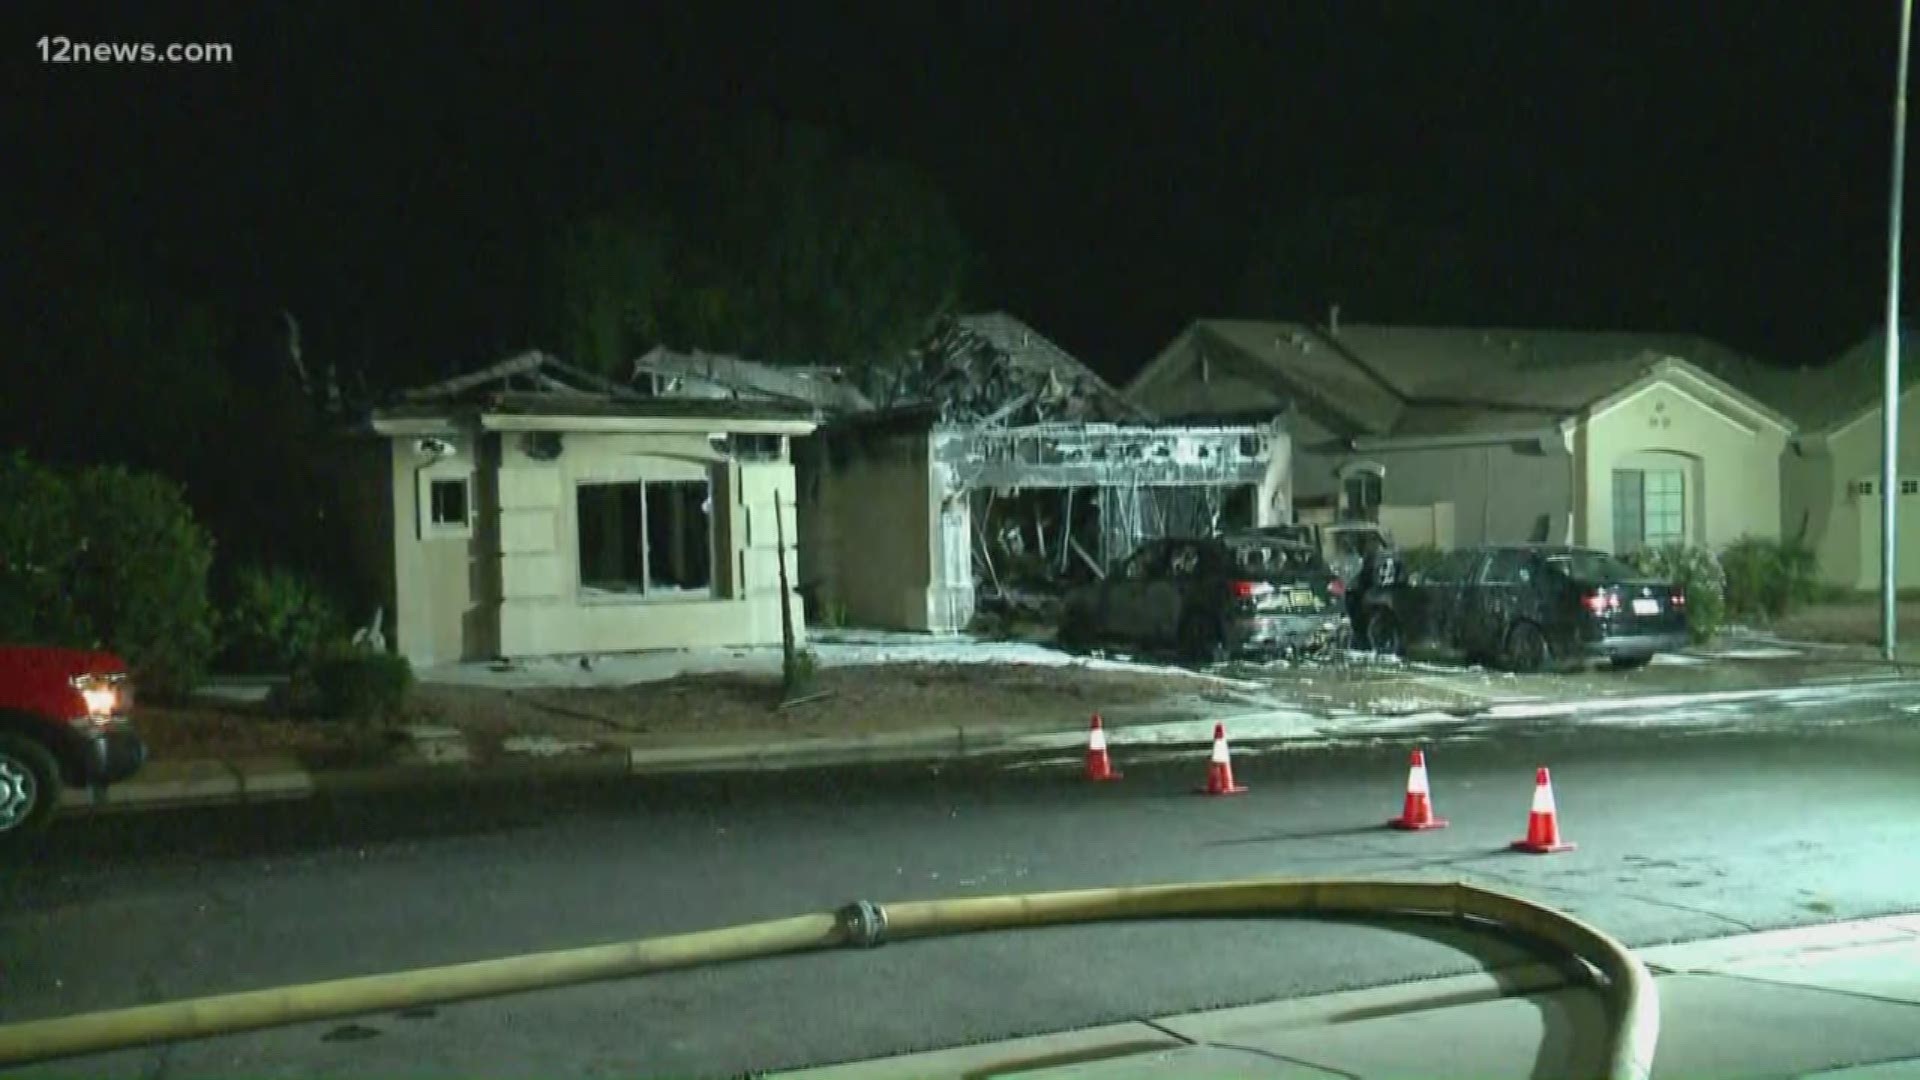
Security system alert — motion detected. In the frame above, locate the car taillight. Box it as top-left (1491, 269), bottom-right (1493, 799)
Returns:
top-left (1671, 589), bottom-right (1687, 608)
top-left (1582, 589), bottom-right (1619, 615)
top-left (1228, 580), bottom-right (1272, 599)
top-left (1328, 578), bottom-right (1346, 598)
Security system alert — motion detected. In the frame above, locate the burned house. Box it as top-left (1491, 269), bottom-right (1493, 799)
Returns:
top-left (346, 352), bottom-right (818, 666)
top-left (797, 313), bottom-right (1291, 633)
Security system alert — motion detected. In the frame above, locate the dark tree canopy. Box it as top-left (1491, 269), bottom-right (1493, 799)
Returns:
top-left (545, 120), bottom-right (970, 378)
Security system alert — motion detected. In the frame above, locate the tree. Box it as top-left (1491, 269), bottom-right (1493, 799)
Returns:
top-left (547, 210), bottom-right (674, 377)
top-left (543, 121), bottom-right (970, 379)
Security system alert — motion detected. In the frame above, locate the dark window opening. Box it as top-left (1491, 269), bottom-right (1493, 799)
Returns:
top-left (577, 483), bottom-right (648, 594)
top-left (429, 478), bottom-right (469, 527)
top-left (646, 480), bottom-right (713, 592)
top-left (1342, 472), bottom-right (1382, 521)
top-left (576, 479), bottom-right (715, 596)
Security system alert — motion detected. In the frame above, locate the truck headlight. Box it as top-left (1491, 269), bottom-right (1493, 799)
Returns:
top-left (71, 674), bottom-right (124, 719)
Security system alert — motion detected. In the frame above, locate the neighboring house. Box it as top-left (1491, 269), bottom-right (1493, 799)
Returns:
top-left (1129, 321), bottom-right (1795, 556)
top-left (348, 352), bottom-right (819, 666)
top-left (1738, 330), bottom-right (1920, 590)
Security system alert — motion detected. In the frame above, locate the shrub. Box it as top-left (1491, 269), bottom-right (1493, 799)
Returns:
top-left (64, 465), bottom-right (218, 698)
top-left (1718, 536), bottom-right (1819, 622)
top-left (1626, 543), bottom-right (1726, 643)
top-left (300, 644), bottom-right (414, 722)
top-left (220, 565), bottom-right (345, 674)
top-left (0, 453), bottom-right (87, 645)
top-left (0, 457), bottom-right (216, 698)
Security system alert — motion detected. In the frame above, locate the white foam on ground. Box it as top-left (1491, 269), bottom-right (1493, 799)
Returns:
top-left (1652, 653), bottom-right (1711, 666)
top-left (419, 639), bottom-right (1264, 691)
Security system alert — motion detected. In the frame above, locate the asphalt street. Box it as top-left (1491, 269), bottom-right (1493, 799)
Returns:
top-left (4, 685), bottom-right (1920, 1079)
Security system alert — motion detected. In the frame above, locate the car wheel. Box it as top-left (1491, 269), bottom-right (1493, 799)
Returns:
top-left (1179, 616), bottom-right (1228, 666)
top-left (1503, 621), bottom-right (1551, 673)
top-left (0, 733), bottom-right (62, 845)
top-left (1365, 610), bottom-right (1404, 658)
top-left (1610, 654), bottom-right (1653, 671)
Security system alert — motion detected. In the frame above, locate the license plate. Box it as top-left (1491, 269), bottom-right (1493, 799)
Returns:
top-left (1289, 589), bottom-right (1316, 607)
top-left (1631, 597), bottom-right (1660, 615)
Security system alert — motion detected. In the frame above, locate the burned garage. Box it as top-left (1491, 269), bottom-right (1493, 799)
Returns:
top-left (795, 313), bottom-right (1291, 633)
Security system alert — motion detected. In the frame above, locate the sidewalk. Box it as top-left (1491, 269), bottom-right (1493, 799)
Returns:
top-left (771, 914), bottom-right (1920, 1079)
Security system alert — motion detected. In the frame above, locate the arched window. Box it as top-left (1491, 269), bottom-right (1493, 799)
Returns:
top-left (1338, 461), bottom-right (1385, 521)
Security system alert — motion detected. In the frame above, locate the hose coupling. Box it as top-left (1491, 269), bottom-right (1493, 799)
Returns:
top-left (836, 899), bottom-right (889, 948)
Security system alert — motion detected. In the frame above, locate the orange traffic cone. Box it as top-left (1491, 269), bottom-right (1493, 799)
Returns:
top-left (1388, 748), bottom-right (1448, 830)
top-left (1198, 723), bottom-right (1248, 795)
top-left (1085, 713), bottom-right (1122, 782)
top-left (1511, 766), bottom-right (1576, 853)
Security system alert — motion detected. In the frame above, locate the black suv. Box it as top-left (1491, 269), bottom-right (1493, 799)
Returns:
top-left (1357, 544), bottom-right (1690, 671)
top-left (1058, 532), bottom-right (1349, 663)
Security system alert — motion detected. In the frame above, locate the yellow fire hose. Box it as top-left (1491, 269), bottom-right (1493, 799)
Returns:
top-left (0, 878), bottom-right (1659, 1079)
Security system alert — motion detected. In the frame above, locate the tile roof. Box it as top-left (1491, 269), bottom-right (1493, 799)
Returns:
top-left (1172, 320), bottom-right (1794, 438)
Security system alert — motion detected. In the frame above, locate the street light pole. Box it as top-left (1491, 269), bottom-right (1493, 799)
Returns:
top-left (1881, 0), bottom-right (1913, 661)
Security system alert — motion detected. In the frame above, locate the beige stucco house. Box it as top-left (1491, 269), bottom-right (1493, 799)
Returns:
top-left (345, 353), bottom-right (818, 666)
top-left (1129, 321), bottom-right (1795, 555)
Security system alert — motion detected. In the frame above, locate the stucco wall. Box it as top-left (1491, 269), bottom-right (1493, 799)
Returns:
top-left (1579, 377), bottom-right (1787, 552)
top-left (381, 427), bottom-right (807, 665)
top-left (1807, 389), bottom-right (1920, 589)
top-left (803, 428), bottom-right (936, 631)
top-left (387, 432), bottom-right (481, 666)
top-left (1295, 442), bottom-right (1571, 547)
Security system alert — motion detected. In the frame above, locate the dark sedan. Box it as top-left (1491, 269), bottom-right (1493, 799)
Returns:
top-left (1357, 544), bottom-right (1690, 672)
top-left (1058, 533), bottom-right (1349, 663)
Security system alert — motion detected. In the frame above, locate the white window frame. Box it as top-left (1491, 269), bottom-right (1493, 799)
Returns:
top-left (417, 468), bottom-right (474, 541)
top-left (574, 474), bottom-right (717, 602)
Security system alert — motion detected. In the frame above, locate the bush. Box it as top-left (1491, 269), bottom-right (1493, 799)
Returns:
top-left (0, 455), bottom-right (216, 698)
top-left (65, 466), bottom-right (218, 698)
top-left (1626, 543), bottom-right (1727, 643)
top-left (0, 453), bottom-right (88, 645)
top-left (299, 645), bottom-right (414, 721)
top-left (220, 565), bottom-right (345, 674)
top-left (1718, 536), bottom-right (1819, 622)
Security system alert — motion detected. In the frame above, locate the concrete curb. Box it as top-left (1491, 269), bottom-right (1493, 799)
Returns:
top-left (63, 674), bottom-right (1920, 816)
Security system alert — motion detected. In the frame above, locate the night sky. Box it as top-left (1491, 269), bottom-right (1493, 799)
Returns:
top-left (7, 2), bottom-right (1910, 386)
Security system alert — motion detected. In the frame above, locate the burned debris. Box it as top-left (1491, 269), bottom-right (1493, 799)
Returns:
top-left (625, 313), bottom-right (1292, 633)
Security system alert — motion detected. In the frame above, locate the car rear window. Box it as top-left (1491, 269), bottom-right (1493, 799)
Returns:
top-left (1544, 550), bottom-right (1641, 581)
top-left (1230, 541), bottom-right (1318, 573)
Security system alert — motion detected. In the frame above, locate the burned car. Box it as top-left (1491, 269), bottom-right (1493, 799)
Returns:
top-left (1357, 544), bottom-right (1689, 672)
top-left (1057, 532), bottom-right (1349, 663)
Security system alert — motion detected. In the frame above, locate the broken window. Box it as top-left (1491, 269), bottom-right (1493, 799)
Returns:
top-left (576, 478), bottom-right (713, 597)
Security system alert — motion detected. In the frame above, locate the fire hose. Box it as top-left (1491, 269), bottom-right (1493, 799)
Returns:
top-left (0, 878), bottom-right (1659, 1079)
